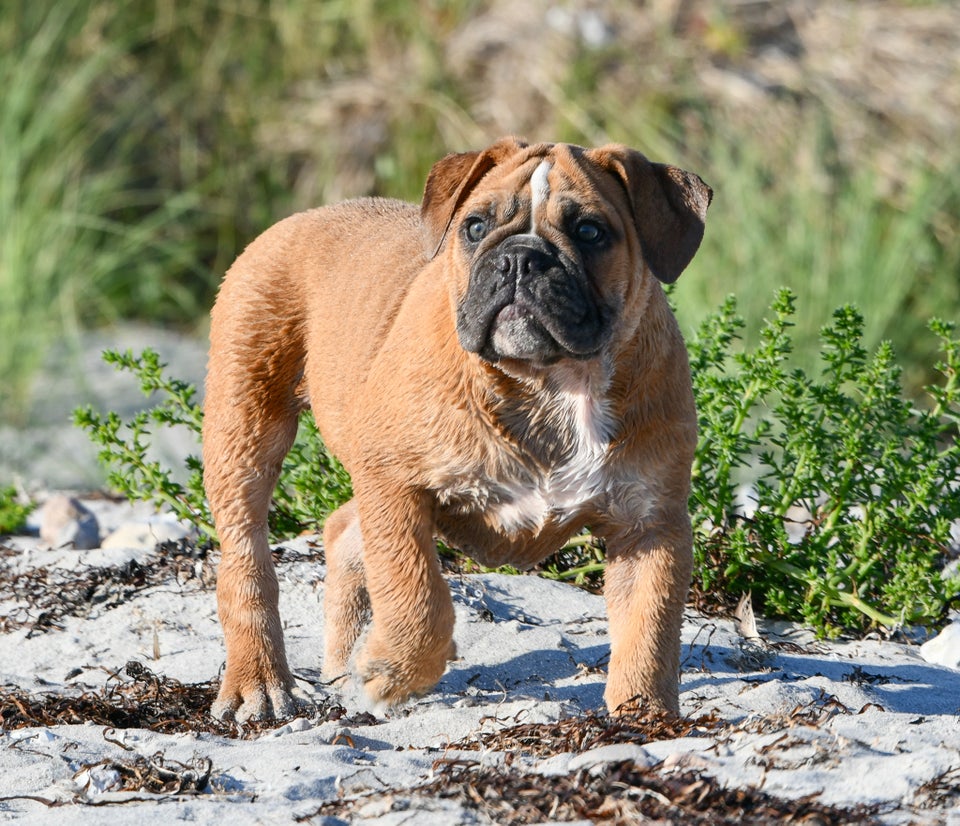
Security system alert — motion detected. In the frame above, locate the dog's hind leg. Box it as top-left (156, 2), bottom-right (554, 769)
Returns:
top-left (203, 287), bottom-right (307, 722)
top-left (322, 498), bottom-right (369, 681)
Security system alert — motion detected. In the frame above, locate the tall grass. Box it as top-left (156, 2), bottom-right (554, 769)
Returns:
top-left (2, 0), bottom-right (958, 423)
top-left (672, 116), bottom-right (960, 384)
top-left (0, 0), bottom-right (484, 420)
top-left (0, 4), bottom-right (199, 420)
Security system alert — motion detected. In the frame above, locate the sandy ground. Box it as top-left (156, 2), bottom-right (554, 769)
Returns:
top-left (1, 496), bottom-right (959, 825)
top-left (0, 327), bottom-right (208, 490)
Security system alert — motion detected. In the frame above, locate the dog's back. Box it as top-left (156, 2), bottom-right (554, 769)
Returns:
top-left (206, 198), bottom-right (428, 465)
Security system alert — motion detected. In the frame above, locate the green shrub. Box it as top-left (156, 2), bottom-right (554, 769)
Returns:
top-left (74, 350), bottom-right (351, 543)
top-left (73, 350), bottom-right (213, 538)
top-left (689, 289), bottom-right (960, 636)
top-left (0, 487), bottom-right (33, 535)
top-left (76, 291), bottom-right (960, 636)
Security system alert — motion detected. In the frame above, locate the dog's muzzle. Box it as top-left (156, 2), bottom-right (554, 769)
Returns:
top-left (456, 235), bottom-right (610, 364)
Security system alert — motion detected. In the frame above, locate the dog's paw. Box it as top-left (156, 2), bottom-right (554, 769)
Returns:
top-left (355, 636), bottom-right (457, 708)
top-left (359, 660), bottom-right (421, 708)
top-left (211, 680), bottom-right (310, 723)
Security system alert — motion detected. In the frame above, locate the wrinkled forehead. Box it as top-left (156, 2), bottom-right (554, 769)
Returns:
top-left (484, 144), bottom-right (625, 216)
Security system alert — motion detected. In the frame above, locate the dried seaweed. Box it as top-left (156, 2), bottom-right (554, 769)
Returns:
top-left (451, 704), bottom-right (721, 759)
top-left (734, 689), bottom-right (854, 736)
top-left (74, 752), bottom-right (212, 795)
top-left (348, 704), bottom-right (877, 824)
top-left (0, 748), bottom-right (214, 807)
top-left (423, 760), bottom-right (881, 826)
top-left (307, 760), bottom-right (880, 825)
top-left (0, 661), bottom-right (350, 738)
top-left (0, 538), bottom-right (215, 635)
top-left (914, 766), bottom-right (960, 811)
top-left (0, 537), bottom-right (329, 636)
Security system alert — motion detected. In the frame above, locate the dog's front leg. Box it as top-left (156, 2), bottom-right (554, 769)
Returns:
top-left (352, 486), bottom-right (456, 709)
top-left (601, 510), bottom-right (693, 716)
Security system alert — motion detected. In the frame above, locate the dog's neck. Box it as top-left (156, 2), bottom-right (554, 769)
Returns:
top-left (476, 356), bottom-right (615, 469)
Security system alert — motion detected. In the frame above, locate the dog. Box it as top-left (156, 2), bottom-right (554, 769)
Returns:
top-left (202, 137), bottom-right (711, 722)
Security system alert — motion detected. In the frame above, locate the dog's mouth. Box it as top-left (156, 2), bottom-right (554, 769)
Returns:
top-left (456, 236), bottom-right (610, 364)
top-left (488, 302), bottom-right (557, 361)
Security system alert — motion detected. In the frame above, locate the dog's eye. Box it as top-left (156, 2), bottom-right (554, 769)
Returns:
top-left (575, 220), bottom-right (605, 245)
top-left (464, 217), bottom-right (488, 243)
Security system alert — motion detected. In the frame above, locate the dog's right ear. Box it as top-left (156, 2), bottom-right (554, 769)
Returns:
top-left (422, 136), bottom-right (528, 259)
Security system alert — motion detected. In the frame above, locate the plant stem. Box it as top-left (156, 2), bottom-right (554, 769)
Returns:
top-left (542, 562), bottom-right (606, 581)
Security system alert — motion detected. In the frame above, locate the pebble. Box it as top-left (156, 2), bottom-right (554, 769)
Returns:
top-left (38, 494), bottom-right (101, 550)
top-left (920, 613), bottom-right (960, 670)
top-left (74, 765), bottom-right (122, 795)
top-left (100, 518), bottom-right (194, 550)
top-left (270, 717), bottom-right (314, 737)
top-left (567, 743), bottom-right (659, 776)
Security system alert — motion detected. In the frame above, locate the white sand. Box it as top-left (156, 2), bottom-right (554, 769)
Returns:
top-left (2, 505), bottom-right (960, 825)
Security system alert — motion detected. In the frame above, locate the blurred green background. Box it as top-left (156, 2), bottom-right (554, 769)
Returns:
top-left (2, 0), bottom-right (959, 426)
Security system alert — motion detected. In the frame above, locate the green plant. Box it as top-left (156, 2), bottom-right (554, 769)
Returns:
top-left (538, 533), bottom-right (606, 591)
top-left (688, 289), bottom-right (960, 636)
top-left (272, 414), bottom-right (353, 539)
top-left (78, 289), bottom-right (960, 638)
top-left (73, 350), bottom-right (213, 538)
top-left (0, 487), bottom-right (33, 535)
top-left (73, 349), bottom-right (351, 542)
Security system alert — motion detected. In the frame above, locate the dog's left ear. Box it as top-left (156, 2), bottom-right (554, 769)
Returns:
top-left (589, 145), bottom-right (712, 284)
top-left (422, 136), bottom-right (528, 259)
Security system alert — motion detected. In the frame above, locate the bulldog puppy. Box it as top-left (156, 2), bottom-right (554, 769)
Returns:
top-left (203, 137), bottom-right (711, 722)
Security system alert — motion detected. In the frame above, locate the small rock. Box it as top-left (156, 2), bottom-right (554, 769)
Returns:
top-left (943, 558), bottom-right (960, 583)
top-left (567, 743), bottom-right (658, 775)
top-left (920, 614), bottom-right (960, 670)
top-left (101, 518), bottom-right (194, 551)
top-left (74, 765), bottom-right (123, 795)
top-left (270, 717), bottom-right (313, 737)
top-left (39, 494), bottom-right (101, 550)
top-left (534, 751), bottom-right (574, 777)
top-left (354, 794), bottom-right (394, 818)
top-left (288, 716), bottom-right (312, 732)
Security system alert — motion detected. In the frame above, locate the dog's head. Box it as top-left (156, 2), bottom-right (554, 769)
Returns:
top-left (421, 137), bottom-right (712, 367)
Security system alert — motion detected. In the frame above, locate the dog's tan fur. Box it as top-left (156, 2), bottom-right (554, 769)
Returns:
top-left (203, 138), bottom-right (711, 721)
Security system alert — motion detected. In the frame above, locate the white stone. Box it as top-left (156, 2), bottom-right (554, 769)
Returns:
top-left (567, 743), bottom-right (658, 775)
top-left (101, 517), bottom-right (194, 550)
top-left (39, 494), bottom-right (100, 550)
top-left (920, 614), bottom-right (960, 670)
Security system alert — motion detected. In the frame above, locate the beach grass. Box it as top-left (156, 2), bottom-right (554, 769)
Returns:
top-left (2, 0), bottom-right (958, 420)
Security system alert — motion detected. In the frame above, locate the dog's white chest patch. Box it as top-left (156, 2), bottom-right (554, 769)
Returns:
top-left (493, 384), bottom-right (615, 534)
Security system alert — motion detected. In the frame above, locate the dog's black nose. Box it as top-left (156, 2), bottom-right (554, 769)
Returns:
top-left (496, 246), bottom-right (557, 281)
